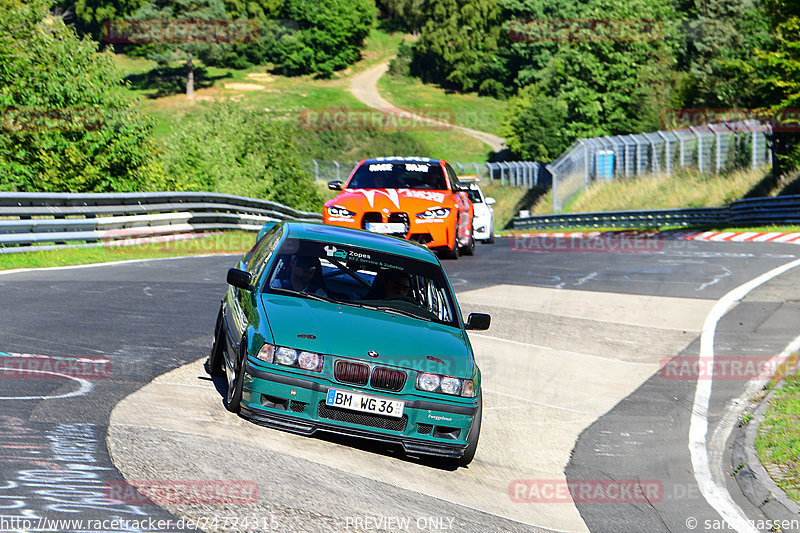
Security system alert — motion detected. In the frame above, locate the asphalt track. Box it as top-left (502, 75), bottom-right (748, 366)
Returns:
top-left (1, 236), bottom-right (799, 532)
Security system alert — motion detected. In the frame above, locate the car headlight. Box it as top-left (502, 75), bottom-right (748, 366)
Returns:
top-left (275, 346), bottom-right (298, 366)
top-left (327, 205), bottom-right (355, 218)
top-left (298, 351), bottom-right (323, 371)
top-left (259, 344), bottom-right (324, 372)
top-left (417, 372), bottom-right (441, 392)
top-left (416, 207), bottom-right (450, 219)
top-left (416, 373), bottom-right (475, 397)
top-left (256, 344), bottom-right (275, 363)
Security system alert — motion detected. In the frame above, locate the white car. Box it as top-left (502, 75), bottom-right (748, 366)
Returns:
top-left (457, 177), bottom-right (496, 244)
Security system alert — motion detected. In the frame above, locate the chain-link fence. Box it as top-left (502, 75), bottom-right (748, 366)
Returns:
top-left (547, 120), bottom-right (772, 212)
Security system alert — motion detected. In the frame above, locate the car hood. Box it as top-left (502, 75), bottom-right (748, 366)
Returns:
top-left (328, 188), bottom-right (454, 212)
top-left (261, 294), bottom-right (473, 377)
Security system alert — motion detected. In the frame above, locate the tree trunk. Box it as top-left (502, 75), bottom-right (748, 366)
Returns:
top-left (186, 52), bottom-right (194, 98)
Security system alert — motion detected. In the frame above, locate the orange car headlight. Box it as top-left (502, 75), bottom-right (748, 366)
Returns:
top-left (415, 207), bottom-right (451, 219)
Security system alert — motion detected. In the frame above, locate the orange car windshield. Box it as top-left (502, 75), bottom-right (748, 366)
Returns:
top-left (347, 162), bottom-right (447, 190)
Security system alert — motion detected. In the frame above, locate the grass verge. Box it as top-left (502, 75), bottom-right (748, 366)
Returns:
top-left (377, 72), bottom-right (507, 138)
top-left (755, 365), bottom-right (800, 503)
top-left (532, 167), bottom-right (773, 215)
top-left (0, 232), bottom-right (257, 271)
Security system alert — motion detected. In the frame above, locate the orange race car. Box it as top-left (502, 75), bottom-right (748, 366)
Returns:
top-left (323, 157), bottom-right (475, 258)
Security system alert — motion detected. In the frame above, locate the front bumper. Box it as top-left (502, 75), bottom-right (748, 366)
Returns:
top-left (324, 214), bottom-right (455, 250)
top-left (240, 361), bottom-right (477, 458)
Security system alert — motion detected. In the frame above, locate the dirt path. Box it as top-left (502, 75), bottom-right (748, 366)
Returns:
top-left (349, 60), bottom-right (506, 153)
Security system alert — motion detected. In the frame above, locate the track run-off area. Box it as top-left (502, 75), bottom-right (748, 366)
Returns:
top-left (1, 235), bottom-right (800, 533)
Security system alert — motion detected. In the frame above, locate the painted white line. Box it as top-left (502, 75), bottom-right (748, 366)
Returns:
top-left (485, 389), bottom-right (597, 415)
top-left (690, 256), bottom-right (800, 533)
top-left (0, 368), bottom-right (93, 400)
top-left (0, 254), bottom-right (240, 276)
top-left (469, 333), bottom-right (655, 366)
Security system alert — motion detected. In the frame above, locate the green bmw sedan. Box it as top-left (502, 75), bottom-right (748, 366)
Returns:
top-left (209, 221), bottom-right (490, 466)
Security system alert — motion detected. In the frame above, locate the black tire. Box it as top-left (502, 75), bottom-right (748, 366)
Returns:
top-left (441, 228), bottom-right (460, 260)
top-left (225, 338), bottom-right (246, 413)
top-left (461, 227), bottom-right (475, 256)
top-left (486, 230), bottom-right (495, 244)
top-left (458, 395), bottom-right (482, 467)
top-left (208, 309), bottom-right (226, 377)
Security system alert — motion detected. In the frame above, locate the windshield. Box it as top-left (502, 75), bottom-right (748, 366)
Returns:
top-left (347, 161), bottom-right (448, 190)
top-left (463, 188), bottom-right (483, 203)
top-left (263, 238), bottom-right (459, 327)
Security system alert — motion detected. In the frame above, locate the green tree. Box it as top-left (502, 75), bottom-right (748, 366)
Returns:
top-left (160, 102), bottom-right (323, 210)
top-left (499, 0), bottom-right (681, 159)
top-left (271, 0), bottom-right (376, 77)
top-left (683, 0), bottom-right (771, 108)
top-left (756, 0), bottom-right (800, 176)
top-left (55, 0), bottom-right (149, 42)
top-left (501, 84), bottom-right (569, 160)
top-left (0, 0), bottom-right (164, 192)
top-left (408, 0), bottom-right (504, 96)
top-left (131, 0), bottom-right (234, 97)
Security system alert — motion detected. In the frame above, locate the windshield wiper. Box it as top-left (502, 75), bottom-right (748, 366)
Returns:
top-left (269, 287), bottom-right (334, 303)
top-left (372, 305), bottom-right (425, 320)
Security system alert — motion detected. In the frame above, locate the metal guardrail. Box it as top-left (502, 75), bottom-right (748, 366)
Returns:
top-left (512, 195), bottom-right (800, 230)
top-left (0, 192), bottom-right (322, 253)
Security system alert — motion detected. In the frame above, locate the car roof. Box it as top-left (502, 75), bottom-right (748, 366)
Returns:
top-left (280, 221), bottom-right (441, 265)
top-left (362, 156), bottom-right (444, 165)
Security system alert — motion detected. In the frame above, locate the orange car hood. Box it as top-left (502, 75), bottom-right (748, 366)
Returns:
top-left (330, 188), bottom-right (454, 211)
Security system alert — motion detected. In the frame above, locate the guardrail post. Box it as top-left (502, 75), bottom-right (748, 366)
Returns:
top-left (752, 130), bottom-right (758, 169)
top-left (633, 135), bottom-right (644, 176)
top-left (579, 139), bottom-right (589, 187)
top-left (333, 160), bottom-right (340, 181)
top-left (714, 128), bottom-right (722, 173)
top-left (486, 162), bottom-right (495, 181)
top-left (473, 162), bottom-right (480, 178)
top-left (311, 159), bottom-right (319, 181)
top-left (657, 131), bottom-right (671, 176)
top-left (690, 127), bottom-right (703, 173)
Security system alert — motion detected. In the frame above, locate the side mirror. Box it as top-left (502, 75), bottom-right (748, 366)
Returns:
top-left (485, 197), bottom-right (496, 206)
top-left (328, 180), bottom-right (343, 191)
top-left (227, 268), bottom-right (254, 291)
top-left (465, 313), bottom-right (491, 331)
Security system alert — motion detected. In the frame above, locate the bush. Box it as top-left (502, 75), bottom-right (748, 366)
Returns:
top-left (0, 0), bottom-right (164, 192)
top-left (160, 102), bottom-right (323, 211)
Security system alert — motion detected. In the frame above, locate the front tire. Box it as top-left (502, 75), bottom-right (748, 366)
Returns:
top-left (458, 395), bottom-right (482, 467)
top-left (208, 309), bottom-right (225, 377)
top-left (461, 227), bottom-right (475, 256)
top-left (225, 338), bottom-right (246, 413)
top-left (441, 228), bottom-right (460, 260)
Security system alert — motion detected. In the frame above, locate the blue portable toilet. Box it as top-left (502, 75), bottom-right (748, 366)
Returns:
top-left (595, 150), bottom-right (614, 180)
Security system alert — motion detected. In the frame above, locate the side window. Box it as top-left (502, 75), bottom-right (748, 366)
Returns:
top-left (444, 164), bottom-right (459, 191)
top-left (247, 226), bottom-right (281, 276)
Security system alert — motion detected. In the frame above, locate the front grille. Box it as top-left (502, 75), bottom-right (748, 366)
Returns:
top-left (334, 360), bottom-right (369, 386)
top-left (290, 400), bottom-right (307, 413)
top-left (370, 366), bottom-right (407, 392)
top-left (317, 402), bottom-right (408, 432)
top-left (361, 212), bottom-right (383, 230)
top-left (417, 423), bottom-right (433, 435)
top-left (387, 212), bottom-right (409, 236)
